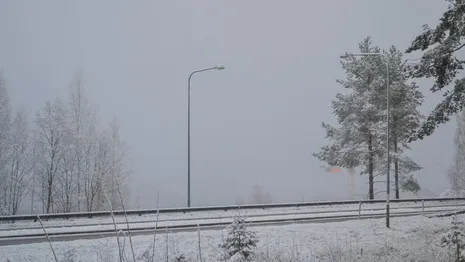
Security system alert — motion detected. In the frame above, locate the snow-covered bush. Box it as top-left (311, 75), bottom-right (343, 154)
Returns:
top-left (173, 254), bottom-right (188, 262)
top-left (137, 249), bottom-right (152, 262)
top-left (440, 189), bottom-right (465, 198)
top-left (219, 215), bottom-right (259, 261)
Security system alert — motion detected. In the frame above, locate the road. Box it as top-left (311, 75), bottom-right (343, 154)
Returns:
top-left (0, 207), bottom-right (459, 246)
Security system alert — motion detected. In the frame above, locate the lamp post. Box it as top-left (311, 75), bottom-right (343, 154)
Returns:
top-left (187, 65), bottom-right (225, 207)
top-left (340, 52), bottom-right (391, 228)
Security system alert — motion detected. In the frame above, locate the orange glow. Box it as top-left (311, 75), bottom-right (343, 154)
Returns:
top-left (324, 166), bottom-right (342, 173)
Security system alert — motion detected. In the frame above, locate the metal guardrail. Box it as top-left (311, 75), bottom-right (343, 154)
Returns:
top-left (1, 206), bottom-right (460, 245)
top-left (1, 197), bottom-right (464, 222)
top-left (0, 210), bottom-right (444, 240)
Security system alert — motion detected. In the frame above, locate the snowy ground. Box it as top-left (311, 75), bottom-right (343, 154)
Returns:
top-left (1, 212), bottom-right (464, 261)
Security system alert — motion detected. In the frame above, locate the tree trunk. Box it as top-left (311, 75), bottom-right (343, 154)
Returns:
top-left (394, 139), bottom-right (399, 199)
top-left (368, 135), bottom-right (374, 200)
top-left (77, 156), bottom-right (81, 212)
top-left (46, 179), bottom-right (52, 214)
top-left (46, 158), bottom-right (54, 214)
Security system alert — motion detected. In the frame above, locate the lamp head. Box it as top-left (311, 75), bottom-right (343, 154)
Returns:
top-left (340, 53), bottom-right (352, 59)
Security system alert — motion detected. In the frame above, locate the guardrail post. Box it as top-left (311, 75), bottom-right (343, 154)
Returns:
top-left (358, 202), bottom-right (362, 219)
top-left (422, 200), bottom-right (425, 216)
top-left (317, 197), bottom-right (319, 216)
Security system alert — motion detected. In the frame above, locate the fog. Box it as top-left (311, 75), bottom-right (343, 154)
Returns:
top-left (0, 0), bottom-right (457, 208)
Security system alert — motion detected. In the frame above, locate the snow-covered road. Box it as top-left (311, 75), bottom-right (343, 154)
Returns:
top-left (2, 200), bottom-right (463, 232)
top-left (0, 205), bottom-right (462, 238)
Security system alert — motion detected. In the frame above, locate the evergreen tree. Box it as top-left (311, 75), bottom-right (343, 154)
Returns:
top-left (219, 215), bottom-right (258, 261)
top-left (441, 216), bottom-right (465, 262)
top-left (384, 46), bottom-right (424, 198)
top-left (315, 38), bottom-right (423, 199)
top-left (406, 0), bottom-right (465, 140)
top-left (315, 37), bottom-right (388, 200)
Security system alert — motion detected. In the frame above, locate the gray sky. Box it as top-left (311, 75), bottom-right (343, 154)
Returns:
top-left (0, 0), bottom-right (458, 208)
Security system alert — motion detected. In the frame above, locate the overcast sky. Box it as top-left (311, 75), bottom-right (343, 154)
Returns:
top-left (0, 0), bottom-right (459, 208)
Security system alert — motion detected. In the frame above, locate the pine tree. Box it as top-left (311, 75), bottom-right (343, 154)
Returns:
top-left (441, 216), bottom-right (465, 262)
top-left (219, 215), bottom-right (258, 261)
top-left (406, 0), bottom-right (465, 141)
top-left (314, 37), bottom-right (388, 200)
top-left (315, 38), bottom-right (423, 199)
top-left (384, 46), bottom-right (424, 198)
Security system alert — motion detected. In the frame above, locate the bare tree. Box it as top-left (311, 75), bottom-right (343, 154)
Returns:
top-left (10, 73), bottom-right (133, 215)
top-left (6, 109), bottom-right (33, 214)
top-left (251, 184), bottom-right (272, 204)
top-left (0, 71), bottom-right (11, 214)
top-left (82, 119), bottom-right (131, 211)
top-left (68, 73), bottom-right (98, 211)
top-left (34, 100), bottom-right (67, 213)
top-left (55, 138), bottom-right (76, 213)
top-left (104, 119), bottom-right (131, 210)
top-left (84, 129), bottom-right (111, 211)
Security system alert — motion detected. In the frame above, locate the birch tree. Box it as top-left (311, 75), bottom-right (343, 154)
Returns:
top-left (56, 134), bottom-right (76, 213)
top-left (68, 74), bottom-right (98, 211)
top-left (83, 119), bottom-right (130, 211)
top-left (6, 109), bottom-right (33, 214)
top-left (34, 100), bottom-right (67, 213)
top-left (0, 72), bottom-right (12, 214)
top-left (106, 119), bottom-right (131, 210)
top-left (83, 129), bottom-right (110, 211)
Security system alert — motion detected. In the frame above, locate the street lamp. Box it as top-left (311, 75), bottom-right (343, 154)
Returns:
top-left (187, 64), bottom-right (225, 207)
top-left (340, 52), bottom-right (391, 228)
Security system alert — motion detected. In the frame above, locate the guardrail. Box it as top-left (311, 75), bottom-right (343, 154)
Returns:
top-left (1, 197), bottom-right (464, 223)
top-left (2, 205), bottom-right (462, 245)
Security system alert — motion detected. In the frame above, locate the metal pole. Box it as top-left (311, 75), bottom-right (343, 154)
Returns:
top-left (385, 54), bottom-right (390, 228)
top-left (187, 66), bottom-right (223, 207)
top-left (31, 145), bottom-right (36, 214)
top-left (358, 202), bottom-right (362, 219)
top-left (188, 74), bottom-right (192, 208)
top-left (422, 199), bottom-right (425, 216)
